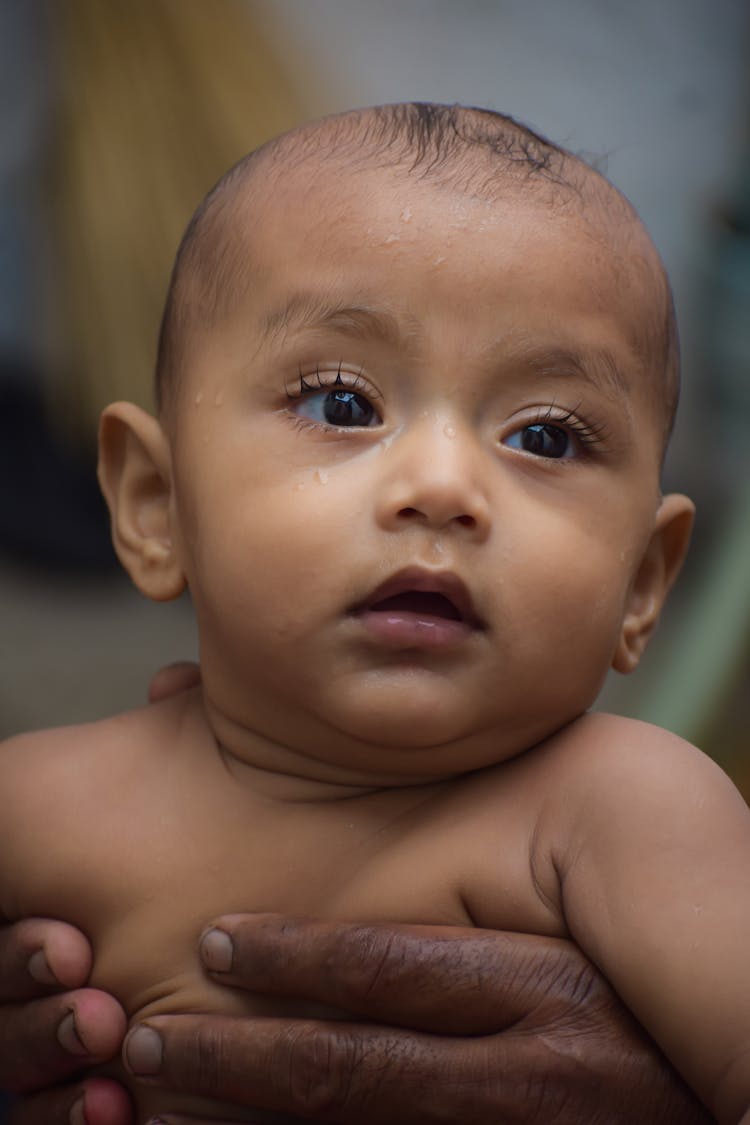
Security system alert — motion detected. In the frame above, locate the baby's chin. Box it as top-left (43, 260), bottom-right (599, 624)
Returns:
top-left (316, 714), bottom-right (527, 783)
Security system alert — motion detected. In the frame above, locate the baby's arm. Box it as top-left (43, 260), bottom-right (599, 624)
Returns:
top-left (548, 716), bottom-right (750, 1124)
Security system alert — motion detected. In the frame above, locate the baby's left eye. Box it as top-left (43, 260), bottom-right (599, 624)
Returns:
top-left (295, 387), bottom-right (380, 427)
top-left (504, 423), bottom-right (574, 459)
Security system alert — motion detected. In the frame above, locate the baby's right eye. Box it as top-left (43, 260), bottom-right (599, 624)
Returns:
top-left (295, 386), bottom-right (380, 427)
top-left (287, 368), bottom-right (382, 429)
top-left (504, 422), bottom-right (574, 459)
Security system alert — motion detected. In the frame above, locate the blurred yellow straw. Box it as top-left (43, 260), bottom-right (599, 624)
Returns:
top-left (49, 0), bottom-right (306, 433)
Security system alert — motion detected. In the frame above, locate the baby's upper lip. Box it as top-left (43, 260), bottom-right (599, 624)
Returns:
top-left (352, 567), bottom-right (484, 629)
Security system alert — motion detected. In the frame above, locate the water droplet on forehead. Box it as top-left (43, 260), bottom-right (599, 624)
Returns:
top-left (194, 392), bottom-right (203, 406)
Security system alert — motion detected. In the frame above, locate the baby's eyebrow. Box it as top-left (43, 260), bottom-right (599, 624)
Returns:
top-left (258, 295), bottom-right (631, 403)
top-left (499, 343), bottom-right (631, 403)
top-left (259, 292), bottom-right (412, 347)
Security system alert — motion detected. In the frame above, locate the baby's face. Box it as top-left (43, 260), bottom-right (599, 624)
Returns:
top-left (166, 163), bottom-right (674, 781)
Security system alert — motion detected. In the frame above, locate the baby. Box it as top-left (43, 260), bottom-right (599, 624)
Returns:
top-left (2, 102), bottom-right (750, 1124)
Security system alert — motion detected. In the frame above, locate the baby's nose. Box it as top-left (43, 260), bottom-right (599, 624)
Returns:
top-left (375, 421), bottom-right (492, 538)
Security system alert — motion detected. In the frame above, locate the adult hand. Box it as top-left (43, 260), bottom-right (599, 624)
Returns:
top-left (123, 913), bottom-right (712, 1124)
top-left (0, 918), bottom-right (130, 1125)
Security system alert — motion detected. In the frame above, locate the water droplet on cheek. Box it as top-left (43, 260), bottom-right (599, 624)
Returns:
top-left (294, 481), bottom-right (306, 492)
top-left (314, 468), bottom-right (329, 485)
top-left (194, 392), bottom-right (203, 407)
top-left (443, 424), bottom-right (456, 439)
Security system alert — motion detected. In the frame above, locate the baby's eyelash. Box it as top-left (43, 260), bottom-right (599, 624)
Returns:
top-left (534, 404), bottom-right (610, 448)
top-left (285, 362), bottom-right (369, 400)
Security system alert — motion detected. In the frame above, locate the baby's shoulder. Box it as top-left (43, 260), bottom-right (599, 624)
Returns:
top-left (457, 710), bottom-right (738, 852)
top-left (1, 708), bottom-right (141, 759)
top-left (529, 711), bottom-right (747, 859)
top-left (0, 693), bottom-right (207, 920)
top-left (547, 710), bottom-right (725, 791)
top-left (0, 692), bottom-right (202, 826)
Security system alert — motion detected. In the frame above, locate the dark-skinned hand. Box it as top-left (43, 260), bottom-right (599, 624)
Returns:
top-left (0, 918), bottom-right (129, 1124)
top-left (119, 913), bottom-right (712, 1124)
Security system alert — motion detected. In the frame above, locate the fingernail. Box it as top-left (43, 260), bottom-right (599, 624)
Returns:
top-left (201, 927), bottom-right (233, 972)
top-left (69, 1095), bottom-right (86, 1125)
top-left (28, 948), bottom-right (58, 985)
top-left (58, 1010), bottom-right (88, 1056)
top-left (125, 1025), bottom-right (163, 1075)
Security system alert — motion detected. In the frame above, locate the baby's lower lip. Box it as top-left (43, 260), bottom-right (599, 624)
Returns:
top-left (355, 607), bottom-right (475, 649)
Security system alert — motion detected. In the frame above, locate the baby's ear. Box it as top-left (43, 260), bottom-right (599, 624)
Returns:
top-left (612, 493), bottom-right (695, 674)
top-left (97, 402), bottom-right (186, 601)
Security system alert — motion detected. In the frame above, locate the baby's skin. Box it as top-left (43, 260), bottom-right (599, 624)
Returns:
top-left (2, 106), bottom-right (750, 1123)
top-left (3, 694), bottom-right (749, 1122)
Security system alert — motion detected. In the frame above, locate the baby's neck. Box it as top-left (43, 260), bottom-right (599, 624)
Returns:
top-left (215, 742), bottom-right (393, 803)
top-left (188, 686), bottom-right (450, 803)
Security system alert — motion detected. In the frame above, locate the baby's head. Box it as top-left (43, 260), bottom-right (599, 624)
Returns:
top-left (156, 103), bottom-right (681, 447)
top-left (99, 103), bottom-right (694, 783)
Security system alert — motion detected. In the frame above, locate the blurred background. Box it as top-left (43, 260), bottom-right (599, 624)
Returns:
top-left (0, 0), bottom-right (748, 794)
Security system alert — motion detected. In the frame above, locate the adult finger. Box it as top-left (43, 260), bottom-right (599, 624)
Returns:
top-left (7, 1078), bottom-right (133, 1125)
top-left (129, 1120), bottom-right (236, 1125)
top-left (124, 1014), bottom-right (537, 1125)
top-left (0, 989), bottom-right (127, 1093)
top-left (198, 913), bottom-right (590, 1034)
top-left (0, 919), bottom-right (93, 1001)
top-left (147, 663), bottom-right (201, 704)
top-left (124, 1005), bottom-right (710, 1125)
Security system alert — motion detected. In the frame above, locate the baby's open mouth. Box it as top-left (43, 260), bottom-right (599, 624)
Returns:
top-left (351, 568), bottom-right (483, 648)
top-left (369, 590), bottom-right (464, 622)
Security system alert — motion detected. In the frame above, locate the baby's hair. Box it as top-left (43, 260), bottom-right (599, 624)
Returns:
top-left (155, 102), bottom-right (680, 452)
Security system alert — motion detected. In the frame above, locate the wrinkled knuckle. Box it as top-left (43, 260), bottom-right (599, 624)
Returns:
top-left (500, 1037), bottom-right (606, 1125)
top-left (284, 1025), bottom-right (365, 1117)
top-left (523, 1069), bottom-right (590, 1125)
top-left (334, 925), bottom-right (402, 1001)
top-left (185, 1024), bottom-right (226, 1094)
top-left (535, 944), bottom-right (613, 1024)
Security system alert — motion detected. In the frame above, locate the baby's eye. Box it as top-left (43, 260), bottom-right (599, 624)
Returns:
top-left (294, 387), bottom-right (380, 428)
top-left (504, 423), bottom-right (574, 459)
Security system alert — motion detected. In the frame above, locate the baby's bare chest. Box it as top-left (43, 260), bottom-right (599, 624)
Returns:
top-left (8, 753), bottom-right (566, 1123)
top-left (15, 763), bottom-right (558, 1020)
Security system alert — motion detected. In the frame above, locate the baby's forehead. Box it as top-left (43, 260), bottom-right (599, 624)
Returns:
top-left (165, 115), bottom-right (677, 448)
top-left (235, 120), bottom-right (641, 249)
top-left (224, 142), bottom-right (661, 322)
